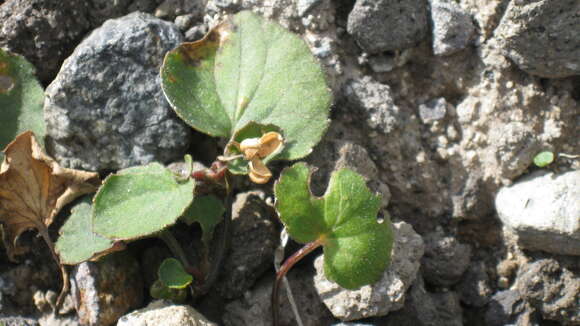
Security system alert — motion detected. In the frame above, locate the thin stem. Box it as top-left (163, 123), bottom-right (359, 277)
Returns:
top-left (159, 229), bottom-right (191, 271)
top-left (272, 239), bottom-right (323, 326)
top-left (38, 228), bottom-right (69, 312)
top-left (197, 191), bottom-right (233, 295)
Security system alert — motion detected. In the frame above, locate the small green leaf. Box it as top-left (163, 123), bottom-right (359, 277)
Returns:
top-left (161, 11), bottom-right (331, 160)
top-left (150, 279), bottom-right (188, 302)
top-left (55, 196), bottom-right (115, 264)
top-left (275, 162), bottom-right (393, 289)
top-left (93, 163), bottom-right (195, 240)
top-left (181, 195), bottom-right (224, 245)
top-left (0, 49), bottom-right (45, 161)
top-left (158, 258), bottom-right (193, 289)
top-left (533, 151), bottom-right (555, 167)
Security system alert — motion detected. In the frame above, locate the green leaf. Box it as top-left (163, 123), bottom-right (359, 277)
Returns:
top-left (181, 195), bottom-right (224, 245)
top-left (161, 10), bottom-right (331, 161)
top-left (0, 49), bottom-right (45, 161)
top-left (150, 279), bottom-right (188, 302)
top-left (274, 162), bottom-right (393, 289)
top-left (533, 151), bottom-right (555, 168)
top-left (55, 196), bottom-right (115, 264)
top-left (158, 258), bottom-right (193, 289)
top-left (93, 163), bottom-right (195, 240)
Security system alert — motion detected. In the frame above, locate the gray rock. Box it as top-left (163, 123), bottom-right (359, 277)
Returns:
top-left (343, 77), bottom-right (402, 134)
top-left (174, 14), bottom-right (197, 31)
top-left (38, 313), bottom-right (81, 326)
top-left (223, 271), bottom-right (334, 326)
top-left (0, 0), bottom-right (91, 83)
top-left (418, 98), bottom-right (448, 124)
top-left (313, 221), bottom-right (424, 321)
top-left (297, 0), bottom-right (324, 17)
top-left (516, 258), bottom-right (580, 324)
top-left (458, 262), bottom-right (492, 307)
top-left (0, 317), bottom-right (39, 326)
top-left (44, 12), bottom-right (191, 172)
top-left (495, 170), bottom-right (580, 256)
top-left (379, 276), bottom-right (440, 326)
top-left (431, 291), bottom-right (463, 326)
top-left (185, 25), bottom-right (208, 42)
top-left (347, 0), bottom-right (428, 53)
top-left (421, 229), bottom-right (472, 287)
top-left (217, 191), bottom-right (279, 299)
top-left (117, 300), bottom-right (217, 326)
top-left (429, 0), bottom-right (475, 56)
top-left (494, 0), bottom-right (580, 78)
top-left (485, 290), bottom-right (539, 326)
top-left (71, 252), bottom-right (143, 326)
top-left (367, 54), bottom-right (395, 73)
top-left (155, 0), bottom-right (204, 19)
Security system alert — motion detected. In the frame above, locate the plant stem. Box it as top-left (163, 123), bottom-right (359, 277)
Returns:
top-left (272, 238), bottom-right (323, 326)
top-left (159, 229), bottom-right (191, 271)
top-left (197, 191), bottom-right (233, 295)
top-left (38, 228), bottom-right (69, 312)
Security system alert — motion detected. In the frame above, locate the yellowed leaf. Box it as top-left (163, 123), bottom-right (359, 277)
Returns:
top-left (0, 131), bottom-right (100, 261)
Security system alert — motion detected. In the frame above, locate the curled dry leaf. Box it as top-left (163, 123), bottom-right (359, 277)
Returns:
top-left (236, 131), bottom-right (284, 184)
top-left (0, 131), bottom-right (100, 261)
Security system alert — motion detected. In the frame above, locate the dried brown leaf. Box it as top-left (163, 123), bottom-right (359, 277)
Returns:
top-left (0, 131), bottom-right (100, 261)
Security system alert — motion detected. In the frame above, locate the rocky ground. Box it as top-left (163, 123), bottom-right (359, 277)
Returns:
top-left (0, 0), bottom-right (579, 325)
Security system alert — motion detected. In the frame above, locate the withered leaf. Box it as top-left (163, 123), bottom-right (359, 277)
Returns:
top-left (0, 131), bottom-right (100, 261)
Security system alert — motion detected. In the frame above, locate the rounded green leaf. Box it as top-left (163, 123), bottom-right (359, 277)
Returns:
top-left (161, 10), bottom-right (331, 160)
top-left (274, 162), bottom-right (393, 289)
top-left (533, 151), bottom-right (555, 167)
top-left (181, 195), bottom-right (224, 245)
top-left (55, 196), bottom-right (115, 265)
top-left (93, 163), bottom-right (195, 240)
top-left (158, 258), bottom-right (193, 289)
top-left (0, 49), bottom-right (45, 160)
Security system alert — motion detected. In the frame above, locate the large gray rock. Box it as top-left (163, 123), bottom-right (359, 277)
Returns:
top-left (44, 12), bottom-right (191, 172)
top-left (494, 0), bottom-right (580, 78)
top-left (495, 170), bottom-right (580, 256)
top-left (429, 0), bottom-right (475, 56)
top-left (313, 221), bottom-right (424, 321)
top-left (516, 258), bottom-right (580, 324)
top-left (485, 290), bottom-right (538, 326)
top-left (421, 229), bottom-right (472, 287)
top-left (347, 0), bottom-right (428, 53)
top-left (117, 300), bottom-right (217, 326)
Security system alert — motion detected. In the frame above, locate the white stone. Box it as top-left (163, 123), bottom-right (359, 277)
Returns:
top-left (117, 300), bottom-right (217, 326)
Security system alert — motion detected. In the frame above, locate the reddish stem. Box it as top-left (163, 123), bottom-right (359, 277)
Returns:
top-left (272, 238), bottom-right (323, 326)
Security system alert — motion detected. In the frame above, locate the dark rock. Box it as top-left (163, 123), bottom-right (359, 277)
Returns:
top-left (485, 290), bottom-right (538, 326)
top-left (347, 0), bottom-right (428, 53)
top-left (421, 229), bottom-right (471, 287)
top-left (223, 270), bottom-right (334, 326)
top-left (343, 77), bottom-right (402, 134)
top-left (429, 0), bottom-right (475, 56)
top-left (379, 276), bottom-right (441, 326)
top-left (44, 12), bottom-right (191, 172)
top-left (458, 262), bottom-right (492, 307)
top-left (516, 258), bottom-right (580, 324)
top-left (494, 0), bottom-right (580, 78)
top-left (431, 291), bottom-right (463, 326)
top-left (216, 191), bottom-right (279, 299)
top-left (70, 252), bottom-right (143, 326)
top-left (0, 0), bottom-right (92, 84)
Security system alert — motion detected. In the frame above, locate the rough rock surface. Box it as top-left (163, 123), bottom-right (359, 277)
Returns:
top-left (223, 271), bottom-right (334, 326)
top-left (347, 0), bottom-right (428, 53)
top-left (494, 0), bottom-right (580, 78)
top-left (379, 277), bottom-right (441, 326)
top-left (496, 170), bottom-right (580, 256)
top-left (313, 221), bottom-right (424, 321)
top-left (516, 258), bottom-right (580, 324)
top-left (421, 229), bottom-right (472, 287)
top-left (70, 252), bottom-right (143, 326)
top-left (117, 300), bottom-right (217, 326)
top-left (44, 12), bottom-right (191, 171)
top-left (430, 291), bottom-right (463, 326)
top-left (485, 290), bottom-right (538, 326)
top-left (217, 191), bottom-right (279, 299)
top-left (429, 0), bottom-right (475, 56)
top-left (458, 261), bottom-right (492, 307)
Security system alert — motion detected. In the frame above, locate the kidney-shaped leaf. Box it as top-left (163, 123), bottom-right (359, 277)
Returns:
top-left (0, 50), bottom-right (46, 161)
top-left (158, 258), bottom-right (193, 289)
top-left (181, 195), bottom-right (224, 246)
top-left (93, 163), bottom-right (195, 240)
top-left (274, 162), bottom-right (393, 289)
top-left (161, 10), bottom-right (331, 160)
top-left (55, 196), bottom-right (117, 265)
